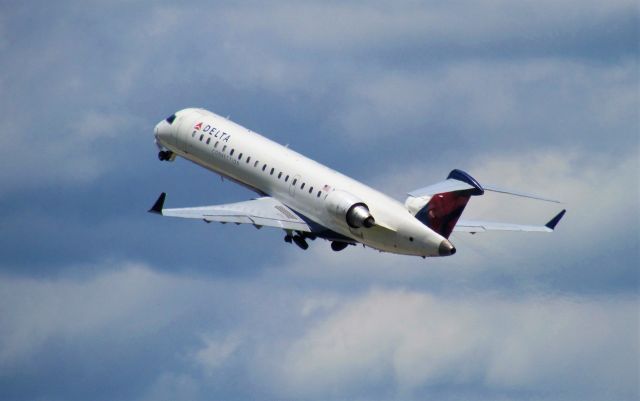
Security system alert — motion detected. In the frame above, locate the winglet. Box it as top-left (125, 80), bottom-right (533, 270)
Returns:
top-left (545, 209), bottom-right (566, 230)
top-left (149, 192), bottom-right (166, 215)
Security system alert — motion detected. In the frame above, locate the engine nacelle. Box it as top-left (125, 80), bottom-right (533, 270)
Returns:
top-left (325, 190), bottom-right (375, 229)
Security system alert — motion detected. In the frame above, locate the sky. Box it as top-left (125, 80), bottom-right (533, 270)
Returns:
top-left (0, 0), bottom-right (638, 400)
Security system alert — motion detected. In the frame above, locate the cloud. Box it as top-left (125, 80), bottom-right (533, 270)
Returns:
top-left (0, 0), bottom-right (635, 194)
top-left (0, 263), bottom-right (191, 366)
top-left (278, 288), bottom-right (638, 400)
top-left (194, 333), bottom-right (243, 375)
top-left (1, 265), bottom-right (636, 401)
top-left (214, 0), bottom-right (637, 56)
top-left (336, 59), bottom-right (638, 151)
top-left (0, 110), bottom-right (145, 194)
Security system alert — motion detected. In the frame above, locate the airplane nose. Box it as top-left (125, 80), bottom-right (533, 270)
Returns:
top-left (154, 120), bottom-right (172, 145)
top-left (438, 239), bottom-right (456, 256)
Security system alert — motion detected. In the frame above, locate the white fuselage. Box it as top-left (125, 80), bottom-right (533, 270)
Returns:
top-left (154, 108), bottom-right (450, 256)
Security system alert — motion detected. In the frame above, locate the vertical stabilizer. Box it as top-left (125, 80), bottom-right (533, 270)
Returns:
top-left (414, 169), bottom-right (484, 238)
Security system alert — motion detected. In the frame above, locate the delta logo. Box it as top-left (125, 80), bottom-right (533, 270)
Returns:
top-left (194, 122), bottom-right (203, 130)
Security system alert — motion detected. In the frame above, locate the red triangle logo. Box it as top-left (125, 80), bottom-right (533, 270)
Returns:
top-left (194, 122), bottom-right (203, 130)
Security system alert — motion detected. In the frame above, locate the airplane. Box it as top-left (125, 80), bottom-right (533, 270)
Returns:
top-left (150, 108), bottom-right (565, 258)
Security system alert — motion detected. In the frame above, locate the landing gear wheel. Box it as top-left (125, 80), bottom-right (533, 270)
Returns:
top-left (331, 241), bottom-right (349, 252)
top-left (292, 235), bottom-right (309, 250)
top-left (158, 150), bottom-right (173, 161)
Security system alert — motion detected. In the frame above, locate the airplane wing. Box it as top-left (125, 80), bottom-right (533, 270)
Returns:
top-left (454, 209), bottom-right (566, 233)
top-left (148, 193), bottom-right (312, 232)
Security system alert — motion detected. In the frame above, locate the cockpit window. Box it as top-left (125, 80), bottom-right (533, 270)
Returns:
top-left (165, 114), bottom-right (176, 124)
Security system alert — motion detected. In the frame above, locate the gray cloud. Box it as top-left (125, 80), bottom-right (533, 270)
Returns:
top-left (0, 265), bottom-right (636, 401)
top-left (278, 289), bottom-right (638, 400)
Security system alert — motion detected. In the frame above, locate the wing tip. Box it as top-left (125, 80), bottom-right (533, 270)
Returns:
top-left (149, 192), bottom-right (166, 215)
top-left (545, 209), bottom-right (566, 230)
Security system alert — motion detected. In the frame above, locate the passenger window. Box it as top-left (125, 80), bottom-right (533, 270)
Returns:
top-left (292, 178), bottom-right (297, 185)
top-left (230, 149), bottom-right (234, 156)
top-left (317, 191), bottom-right (321, 197)
top-left (199, 134), bottom-right (204, 141)
top-left (301, 183), bottom-right (305, 189)
top-left (246, 156), bottom-right (251, 163)
top-left (285, 175), bottom-right (289, 182)
top-left (309, 186), bottom-right (313, 194)
top-left (222, 145), bottom-right (227, 152)
top-left (238, 153), bottom-right (243, 160)
top-left (270, 168), bottom-right (274, 175)
top-left (278, 172), bottom-right (282, 179)
top-left (262, 164), bottom-right (267, 171)
top-left (214, 141), bottom-right (219, 148)
top-left (192, 132), bottom-right (196, 138)
top-left (254, 160), bottom-right (259, 167)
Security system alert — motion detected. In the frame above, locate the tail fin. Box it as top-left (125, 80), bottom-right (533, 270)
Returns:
top-left (414, 169), bottom-right (484, 238)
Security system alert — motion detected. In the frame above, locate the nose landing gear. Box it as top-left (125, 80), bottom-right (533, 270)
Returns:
top-left (158, 150), bottom-right (174, 161)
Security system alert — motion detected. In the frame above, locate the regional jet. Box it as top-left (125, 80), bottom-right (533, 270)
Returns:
top-left (150, 108), bottom-right (565, 257)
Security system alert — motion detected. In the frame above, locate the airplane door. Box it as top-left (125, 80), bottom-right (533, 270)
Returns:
top-left (289, 174), bottom-right (301, 197)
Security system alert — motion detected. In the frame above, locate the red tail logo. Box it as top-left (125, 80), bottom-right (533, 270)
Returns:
top-left (414, 169), bottom-right (484, 238)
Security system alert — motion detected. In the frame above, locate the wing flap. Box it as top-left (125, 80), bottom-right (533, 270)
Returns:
top-left (150, 193), bottom-right (311, 232)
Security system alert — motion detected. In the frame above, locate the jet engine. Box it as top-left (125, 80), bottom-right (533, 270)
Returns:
top-left (325, 190), bottom-right (375, 229)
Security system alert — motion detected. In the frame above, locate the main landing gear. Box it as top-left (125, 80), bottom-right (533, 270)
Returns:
top-left (285, 233), bottom-right (309, 250)
top-left (158, 150), bottom-right (174, 161)
top-left (330, 241), bottom-right (349, 252)
top-left (284, 232), bottom-right (351, 252)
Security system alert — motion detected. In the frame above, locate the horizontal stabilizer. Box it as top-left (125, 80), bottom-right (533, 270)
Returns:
top-left (454, 209), bottom-right (566, 233)
top-left (483, 185), bottom-right (561, 204)
top-left (408, 169), bottom-right (484, 198)
top-left (408, 179), bottom-right (476, 198)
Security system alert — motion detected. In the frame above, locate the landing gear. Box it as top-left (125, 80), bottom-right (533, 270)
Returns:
top-left (285, 232), bottom-right (309, 250)
top-left (292, 235), bottom-right (309, 250)
top-left (330, 241), bottom-right (349, 252)
top-left (158, 150), bottom-right (174, 161)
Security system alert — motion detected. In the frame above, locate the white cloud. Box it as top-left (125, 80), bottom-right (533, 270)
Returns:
top-left (1, 0), bottom-right (635, 194)
top-left (337, 58), bottom-right (638, 142)
top-left (0, 263), bottom-right (210, 367)
top-left (0, 110), bottom-right (143, 193)
top-left (194, 333), bottom-right (243, 374)
top-left (279, 289), bottom-right (639, 400)
top-left (215, 0), bottom-right (636, 53)
top-left (0, 264), bottom-right (636, 400)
